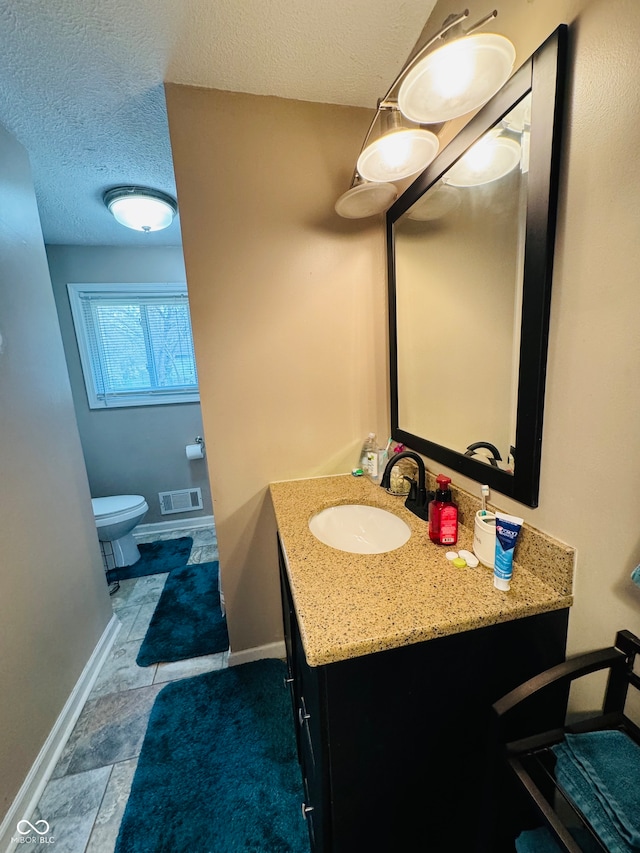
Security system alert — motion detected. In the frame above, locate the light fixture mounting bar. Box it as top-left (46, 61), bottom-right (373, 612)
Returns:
top-left (465, 9), bottom-right (498, 36)
top-left (349, 8), bottom-right (505, 188)
top-left (382, 9), bottom-right (470, 105)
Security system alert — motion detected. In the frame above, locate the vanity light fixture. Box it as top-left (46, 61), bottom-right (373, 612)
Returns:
top-left (356, 108), bottom-right (439, 183)
top-left (103, 186), bottom-right (178, 232)
top-left (335, 9), bottom-right (516, 219)
top-left (398, 32), bottom-right (516, 125)
top-left (444, 132), bottom-right (521, 187)
top-left (407, 183), bottom-right (460, 221)
top-left (501, 98), bottom-right (531, 173)
top-left (334, 179), bottom-right (398, 219)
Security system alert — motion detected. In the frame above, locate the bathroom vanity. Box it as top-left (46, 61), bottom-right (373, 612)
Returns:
top-left (270, 474), bottom-right (574, 853)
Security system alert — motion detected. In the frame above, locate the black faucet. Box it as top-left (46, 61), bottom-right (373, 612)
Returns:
top-left (464, 441), bottom-right (502, 468)
top-left (380, 450), bottom-right (433, 521)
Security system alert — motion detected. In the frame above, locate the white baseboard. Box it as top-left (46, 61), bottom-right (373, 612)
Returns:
top-left (0, 615), bottom-right (121, 853)
top-left (228, 640), bottom-right (286, 667)
top-left (134, 514), bottom-right (214, 538)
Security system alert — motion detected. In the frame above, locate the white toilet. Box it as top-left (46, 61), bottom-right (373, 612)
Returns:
top-left (92, 495), bottom-right (149, 569)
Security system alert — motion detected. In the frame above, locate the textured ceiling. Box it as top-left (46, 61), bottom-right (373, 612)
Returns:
top-left (0, 0), bottom-right (438, 247)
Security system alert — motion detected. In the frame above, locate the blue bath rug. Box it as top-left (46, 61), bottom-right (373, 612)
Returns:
top-left (115, 660), bottom-right (310, 853)
top-left (106, 536), bottom-right (193, 583)
top-left (136, 561), bottom-right (229, 666)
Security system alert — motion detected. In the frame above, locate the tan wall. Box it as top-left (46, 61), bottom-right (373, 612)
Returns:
top-left (168, 0), bottom-right (640, 710)
top-left (0, 125), bottom-right (112, 821)
top-left (166, 88), bottom-right (388, 652)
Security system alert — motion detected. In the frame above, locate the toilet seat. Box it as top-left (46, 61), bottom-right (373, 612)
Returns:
top-left (92, 495), bottom-right (148, 527)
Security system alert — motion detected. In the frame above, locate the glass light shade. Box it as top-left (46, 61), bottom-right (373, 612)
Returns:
top-left (398, 33), bottom-right (516, 124)
top-left (501, 98), bottom-right (531, 174)
top-left (335, 182), bottom-right (398, 219)
top-left (444, 134), bottom-right (521, 187)
top-left (104, 187), bottom-right (177, 232)
top-left (407, 184), bottom-right (460, 221)
top-left (357, 128), bottom-right (439, 183)
top-left (501, 97), bottom-right (531, 134)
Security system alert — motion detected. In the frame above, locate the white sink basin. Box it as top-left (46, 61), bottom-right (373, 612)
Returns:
top-left (308, 504), bottom-right (411, 554)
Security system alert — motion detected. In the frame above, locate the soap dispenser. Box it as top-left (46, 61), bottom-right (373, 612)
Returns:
top-left (428, 475), bottom-right (458, 546)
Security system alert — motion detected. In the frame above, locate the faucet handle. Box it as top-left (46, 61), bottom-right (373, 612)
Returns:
top-left (405, 477), bottom-right (417, 502)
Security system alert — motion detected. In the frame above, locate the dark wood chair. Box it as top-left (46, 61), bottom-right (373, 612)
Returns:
top-left (492, 629), bottom-right (640, 853)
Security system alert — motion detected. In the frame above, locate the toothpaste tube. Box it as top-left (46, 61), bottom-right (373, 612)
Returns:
top-left (493, 512), bottom-right (523, 591)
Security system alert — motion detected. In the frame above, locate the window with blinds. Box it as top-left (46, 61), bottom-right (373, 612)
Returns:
top-left (67, 283), bottom-right (199, 409)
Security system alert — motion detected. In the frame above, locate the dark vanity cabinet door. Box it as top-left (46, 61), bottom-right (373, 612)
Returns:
top-left (278, 536), bottom-right (569, 853)
top-left (292, 612), bottom-right (329, 850)
top-left (279, 548), bottom-right (330, 850)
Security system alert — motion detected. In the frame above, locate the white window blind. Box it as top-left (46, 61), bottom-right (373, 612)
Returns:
top-left (67, 283), bottom-right (200, 409)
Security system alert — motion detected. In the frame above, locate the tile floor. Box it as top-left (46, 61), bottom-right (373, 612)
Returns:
top-left (23, 524), bottom-right (227, 853)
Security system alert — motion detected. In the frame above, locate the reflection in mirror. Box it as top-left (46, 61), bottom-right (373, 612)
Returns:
top-left (387, 26), bottom-right (567, 507)
top-left (395, 95), bottom-right (531, 475)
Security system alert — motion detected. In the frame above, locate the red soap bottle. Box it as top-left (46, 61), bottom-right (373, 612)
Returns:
top-left (428, 475), bottom-right (458, 545)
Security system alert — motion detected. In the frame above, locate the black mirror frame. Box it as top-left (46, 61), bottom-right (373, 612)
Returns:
top-left (387, 25), bottom-right (567, 508)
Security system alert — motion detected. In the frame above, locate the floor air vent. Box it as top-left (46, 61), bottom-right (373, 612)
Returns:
top-left (159, 488), bottom-right (203, 515)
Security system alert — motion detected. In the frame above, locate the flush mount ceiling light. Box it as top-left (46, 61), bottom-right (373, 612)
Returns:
top-left (103, 186), bottom-right (178, 232)
top-left (335, 10), bottom-right (516, 219)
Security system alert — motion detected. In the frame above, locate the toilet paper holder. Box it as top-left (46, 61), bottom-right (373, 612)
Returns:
top-left (186, 436), bottom-right (206, 460)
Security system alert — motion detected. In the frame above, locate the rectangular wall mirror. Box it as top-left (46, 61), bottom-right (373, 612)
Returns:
top-left (387, 26), bottom-right (567, 507)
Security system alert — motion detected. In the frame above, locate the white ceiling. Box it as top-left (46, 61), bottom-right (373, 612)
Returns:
top-left (0, 0), bottom-right (438, 247)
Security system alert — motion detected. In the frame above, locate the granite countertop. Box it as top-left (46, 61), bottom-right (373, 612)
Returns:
top-left (270, 474), bottom-right (574, 667)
